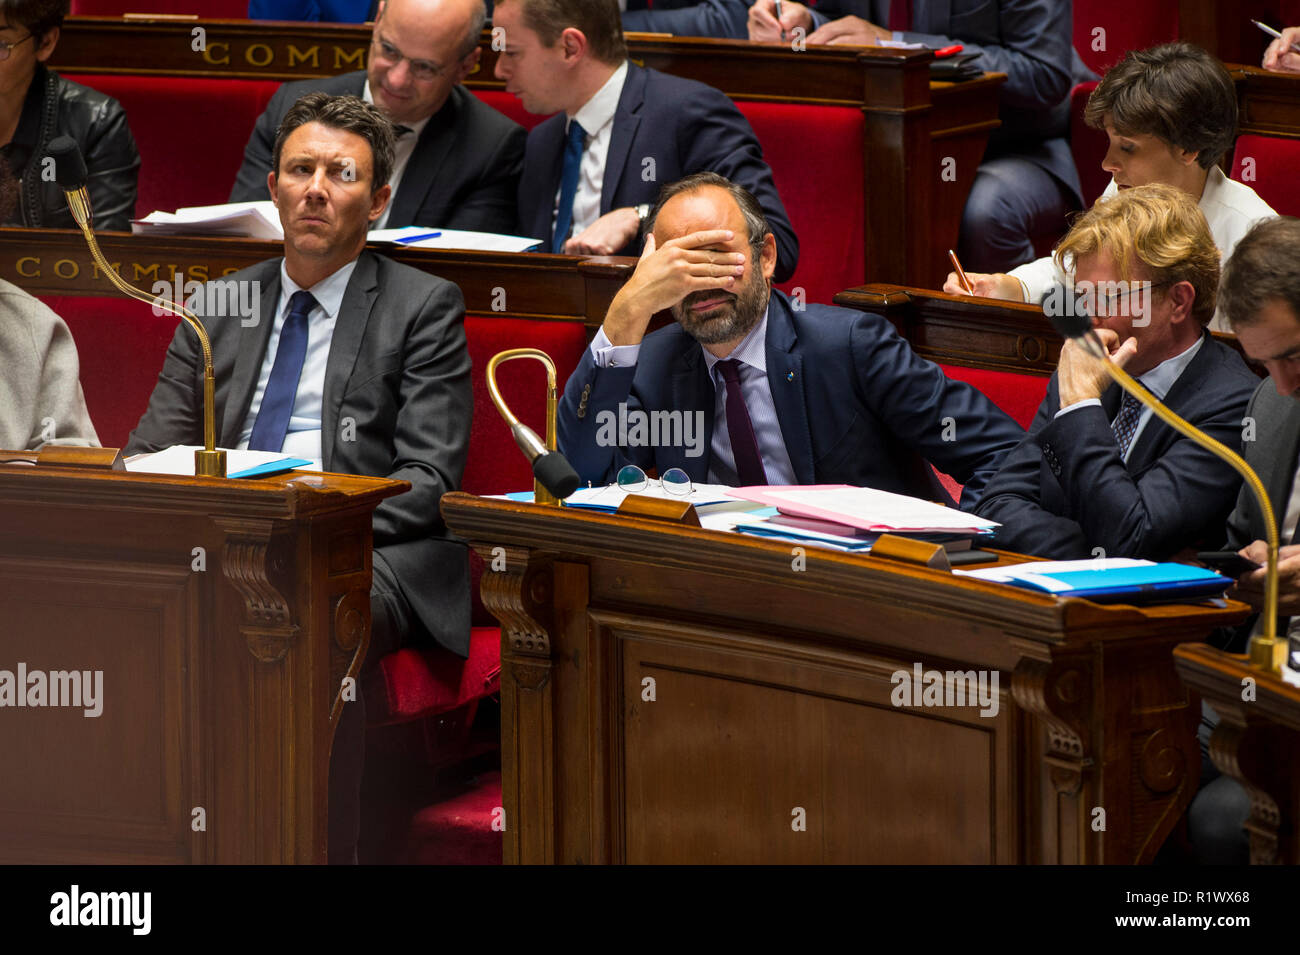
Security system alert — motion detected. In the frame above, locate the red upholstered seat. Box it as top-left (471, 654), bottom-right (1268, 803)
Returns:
top-left (1073, 0), bottom-right (1178, 75)
top-left (471, 90), bottom-right (550, 133)
top-left (367, 628), bottom-right (501, 726)
top-left (942, 364), bottom-right (1048, 429)
top-left (1070, 81), bottom-right (1109, 209)
top-left (1230, 134), bottom-right (1300, 218)
top-left (43, 294), bottom-right (176, 448)
top-left (71, 0), bottom-right (249, 14)
top-left (58, 74), bottom-right (281, 219)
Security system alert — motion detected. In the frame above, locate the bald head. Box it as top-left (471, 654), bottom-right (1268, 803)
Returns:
top-left (368, 0), bottom-right (486, 125)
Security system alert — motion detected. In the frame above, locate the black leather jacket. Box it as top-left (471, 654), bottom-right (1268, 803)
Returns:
top-left (9, 67), bottom-right (140, 232)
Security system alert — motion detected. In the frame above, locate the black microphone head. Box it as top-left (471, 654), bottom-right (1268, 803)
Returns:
top-left (1042, 282), bottom-right (1093, 341)
top-left (47, 136), bottom-right (88, 190)
top-left (532, 451), bottom-right (580, 499)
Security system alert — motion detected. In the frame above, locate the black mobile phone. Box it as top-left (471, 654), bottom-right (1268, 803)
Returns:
top-left (1196, 550), bottom-right (1262, 578)
top-left (948, 548), bottom-right (1000, 566)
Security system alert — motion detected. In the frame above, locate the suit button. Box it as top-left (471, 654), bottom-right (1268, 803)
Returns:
top-left (576, 383), bottom-right (591, 419)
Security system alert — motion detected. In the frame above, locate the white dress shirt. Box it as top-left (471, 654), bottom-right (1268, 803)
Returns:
top-left (1008, 168), bottom-right (1278, 331)
top-left (236, 259), bottom-right (358, 463)
top-left (552, 62), bottom-right (629, 244)
top-left (1052, 334), bottom-right (1204, 462)
top-left (589, 306), bottom-right (798, 485)
top-left (363, 80), bottom-right (431, 231)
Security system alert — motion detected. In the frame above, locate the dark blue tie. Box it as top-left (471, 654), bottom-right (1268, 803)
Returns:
top-left (552, 119), bottom-right (587, 254)
top-left (248, 289), bottom-right (317, 452)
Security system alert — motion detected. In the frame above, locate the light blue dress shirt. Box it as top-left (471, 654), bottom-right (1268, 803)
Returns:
top-left (589, 306), bottom-right (798, 485)
top-left (236, 259), bottom-right (358, 463)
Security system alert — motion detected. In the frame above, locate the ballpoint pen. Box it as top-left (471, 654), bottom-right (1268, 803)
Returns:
top-left (775, 0), bottom-right (786, 41)
top-left (948, 249), bottom-right (973, 295)
top-left (1253, 19), bottom-right (1300, 54)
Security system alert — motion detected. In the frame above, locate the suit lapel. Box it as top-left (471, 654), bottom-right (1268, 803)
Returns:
top-left (223, 266), bottom-right (281, 447)
top-left (669, 343), bottom-right (713, 484)
top-left (385, 93), bottom-right (458, 227)
top-left (532, 119), bottom-right (566, 246)
top-left (764, 294), bottom-right (815, 483)
top-left (321, 253), bottom-right (380, 468)
top-left (1265, 395), bottom-right (1300, 538)
top-left (600, 65), bottom-right (645, 215)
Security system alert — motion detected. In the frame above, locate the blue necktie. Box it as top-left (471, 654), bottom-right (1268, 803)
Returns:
top-left (552, 120), bottom-right (587, 253)
top-left (248, 289), bottom-right (317, 452)
top-left (1111, 391), bottom-right (1143, 460)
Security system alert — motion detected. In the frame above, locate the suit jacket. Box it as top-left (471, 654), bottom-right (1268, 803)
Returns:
top-left (625, 0), bottom-right (1094, 205)
top-left (229, 73), bottom-right (526, 235)
top-left (1226, 380), bottom-right (1300, 551)
top-left (125, 251), bottom-right (474, 657)
top-left (975, 334), bottom-right (1259, 560)
top-left (0, 279), bottom-right (99, 450)
top-left (558, 290), bottom-right (1024, 509)
top-left (517, 63), bottom-right (800, 282)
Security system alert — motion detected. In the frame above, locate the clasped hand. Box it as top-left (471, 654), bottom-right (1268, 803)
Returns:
top-left (1056, 327), bottom-right (1138, 408)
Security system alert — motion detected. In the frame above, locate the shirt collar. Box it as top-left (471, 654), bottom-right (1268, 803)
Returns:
top-left (361, 79), bottom-right (433, 140)
top-left (1136, 332), bottom-right (1204, 400)
top-left (569, 61), bottom-right (628, 139)
top-left (278, 258), bottom-right (359, 319)
top-left (702, 304), bottom-right (770, 380)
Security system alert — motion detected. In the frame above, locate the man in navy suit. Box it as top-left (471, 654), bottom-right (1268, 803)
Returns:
top-left (626, 0), bottom-right (1095, 274)
top-left (974, 184), bottom-right (1259, 560)
top-left (232, 0), bottom-right (525, 235)
top-left (558, 172), bottom-right (1023, 507)
top-left (492, 0), bottom-right (799, 280)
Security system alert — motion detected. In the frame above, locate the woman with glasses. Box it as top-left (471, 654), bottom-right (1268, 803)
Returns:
top-left (0, 0), bottom-right (139, 231)
top-left (946, 42), bottom-right (1276, 333)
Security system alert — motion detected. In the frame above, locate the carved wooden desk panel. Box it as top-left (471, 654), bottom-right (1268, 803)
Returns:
top-left (0, 465), bottom-right (404, 863)
top-left (442, 493), bottom-right (1249, 864)
top-left (1174, 643), bottom-right (1300, 865)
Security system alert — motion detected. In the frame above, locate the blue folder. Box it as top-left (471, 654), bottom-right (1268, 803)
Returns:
top-left (997, 563), bottom-right (1232, 604)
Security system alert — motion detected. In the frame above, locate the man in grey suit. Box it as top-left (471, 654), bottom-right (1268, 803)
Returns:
top-left (626, 0), bottom-right (1096, 274)
top-left (129, 92), bottom-right (472, 862)
top-left (230, 0), bottom-right (526, 234)
top-left (1176, 216), bottom-right (1300, 864)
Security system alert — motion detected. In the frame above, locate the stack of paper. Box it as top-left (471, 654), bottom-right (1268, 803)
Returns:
top-left (955, 558), bottom-right (1232, 603)
top-left (126, 445), bottom-right (317, 478)
top-left (132, 201), bottom-right (283, 240)
top-left (730, 485), bottom-right (999, 535)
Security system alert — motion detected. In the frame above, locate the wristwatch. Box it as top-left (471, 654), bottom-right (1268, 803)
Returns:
top-left (635, 203), bottom-right (651, 227)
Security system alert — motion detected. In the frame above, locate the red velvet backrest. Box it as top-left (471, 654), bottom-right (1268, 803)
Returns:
top-left (470, 90), bottom-right (551, 132)
top-left (1230, 134), bottom-right (1300, 218)
top-left (1070, 81), bottom-right (1110, 208)
top-left (41, 295), bottom-right (176, 449)
top-left (1072, 0), bottom-right (1178, 75)
top-left (941, 364), bottom-right (1048, 430)
top-left (737, 102), bottom-right (865, 307)
top-left (58, 74), bottom-right (282, 218)
top-left (70, 0), bottom-right (249, 14)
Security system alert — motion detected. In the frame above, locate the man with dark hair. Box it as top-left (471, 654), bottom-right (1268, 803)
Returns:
top-left (558, 172), bottom-right (1022, 505)
top-left (494, 0), bottom-right (799, 280)
top-left (0, 0), bottom-right (139, 230)
top-left (625, 0), bottom-right (1093, 275)
top-left (950, 42), bottom-right (1276, 331)
top-left (129, 91), bottom-right (473, 863)
top-left (1168, 217), bottom-right (1300, 865)
top-left (231, 0), bottom-right (525, 234)
top-left (973, 184), bottom-right (1257, 560)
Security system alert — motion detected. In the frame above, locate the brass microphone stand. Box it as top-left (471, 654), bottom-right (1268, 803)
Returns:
top-left (486, 349), bottom-right (560, 506)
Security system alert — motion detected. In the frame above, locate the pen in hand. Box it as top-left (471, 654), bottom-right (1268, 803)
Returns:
top-left (775, 0), bottom-right (786, 40)
top-left (1253, 19), bottom-right (1300, 53)
top-left (948, 249), bottom-right (974, 295)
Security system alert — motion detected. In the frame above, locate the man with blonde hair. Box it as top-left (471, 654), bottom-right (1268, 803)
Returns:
top-left (974, 183), bottom-right (1258, 560)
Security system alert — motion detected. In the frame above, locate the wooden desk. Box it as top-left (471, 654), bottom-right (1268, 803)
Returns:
top-left (0, 228), bottom-right (632, 329)
top-left (1231, 63), bottom-right (1300, 139)
top-left (1173, 643), bottom-right (1300, 865)
top-left (441, 492), bottom-right (1249, 864)
top-left (49, 18), bottom-right (1005, 288)
top-left (0, 463), bottom-right (405, 863)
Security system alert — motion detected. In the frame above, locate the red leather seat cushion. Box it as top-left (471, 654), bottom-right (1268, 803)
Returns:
top-left (368, 627), bottom-right (501, 724)
top-left (1230, 134), bottom-right (1300, 218)
top-left (58, 74), bottom-right (281, 219)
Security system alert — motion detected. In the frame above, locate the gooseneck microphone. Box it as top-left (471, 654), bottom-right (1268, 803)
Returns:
top-left (1044, 284), bottom-right (1285, 673)
top-left (47, 136), bottom-right (226, 478)
top-left (486, 349), bottom-right (580, 503)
